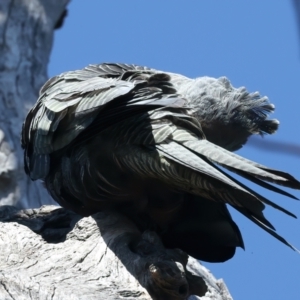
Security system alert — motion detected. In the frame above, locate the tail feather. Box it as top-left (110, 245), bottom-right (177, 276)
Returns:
top-left (190, 149), bottom-right (298, 219)
top-left (154, 140), bottom-right (299, 250)
top-left (235, 207), bottom-right (298, 252)
top-left (119, 142), bottom-right (266, 213)
top-left (230, 170), bottom-right (299, 201)
top-left (259, 168), bottom-right (300, 188)
top-left (154, 142), bottom-right (279, 230)
top-left (183, 139), bottom-right (300, 189)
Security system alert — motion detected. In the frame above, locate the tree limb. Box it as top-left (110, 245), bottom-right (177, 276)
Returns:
top-left (0, 205), bottom-right (233, 300)
top-left (0, 0), bottom-right (69, 208)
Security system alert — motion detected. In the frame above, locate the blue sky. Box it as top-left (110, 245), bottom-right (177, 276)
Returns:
top-left (49, 1), bottom-right (300, 299)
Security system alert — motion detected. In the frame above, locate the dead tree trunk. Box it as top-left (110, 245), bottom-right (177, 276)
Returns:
top-left (0, 2), bottom-right (233, 299)
top-left (0, 0), bottom-right (68, 208)
top-left (0, 205), bottom-right (233, 300)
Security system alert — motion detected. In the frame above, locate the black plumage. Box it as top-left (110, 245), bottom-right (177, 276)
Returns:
top-left (22, 63), bottom-right (300, 262)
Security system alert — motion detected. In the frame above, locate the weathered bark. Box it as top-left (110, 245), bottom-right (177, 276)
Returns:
top-left (0, 0), bottom-right (69, 208)
top-left (0, 205), bottom-right (233, 300)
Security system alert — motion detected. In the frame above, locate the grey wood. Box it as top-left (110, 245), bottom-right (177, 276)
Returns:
top-left (0, 0), bottom-right (69, 208)
top-left (0, 205), bottom-right (233, 300)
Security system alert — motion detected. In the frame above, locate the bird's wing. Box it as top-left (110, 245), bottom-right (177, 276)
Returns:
top-left (112, 109), bottom-right (299, 250)
top-left (22, 63), bottom-right (185, 180)
top-left (22, 62), bottom-right (300, 252)
top-left (183, 139), bottom-right (300, 189)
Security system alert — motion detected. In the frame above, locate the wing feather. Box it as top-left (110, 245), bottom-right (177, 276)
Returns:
top-left (22, 62), bottom-right (300, 255)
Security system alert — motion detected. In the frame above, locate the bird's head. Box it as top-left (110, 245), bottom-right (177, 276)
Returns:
top-left (184, 76), bottom-right (279, 151)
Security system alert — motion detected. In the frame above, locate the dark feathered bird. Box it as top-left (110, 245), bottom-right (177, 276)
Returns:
top-left (22, 63), bottom-right (300, 262)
